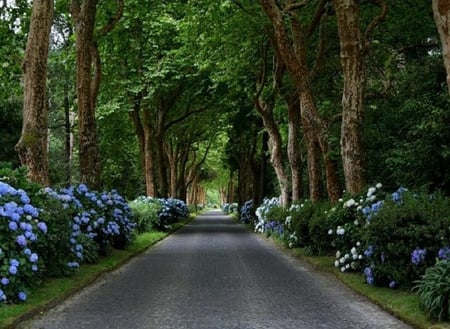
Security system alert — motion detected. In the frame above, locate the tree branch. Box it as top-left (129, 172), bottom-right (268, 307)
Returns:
top-left (363, 0), bottom-right (388, 53)
top-left (98, 0), bottom-right (124, 37)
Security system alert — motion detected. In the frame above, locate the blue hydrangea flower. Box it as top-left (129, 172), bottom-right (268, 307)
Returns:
top-left (9, 266), bottom-right (18, 275)
top-left (37, 222), bottom-right (47, 233)
top-left (1, 278), bottom-right (9, 286)
top-left (411, 248), bottom-right (426, 265)
top-left (16, 235), bottom-right (27, 247)
top-left (17, 291), bottom-right (27, 301)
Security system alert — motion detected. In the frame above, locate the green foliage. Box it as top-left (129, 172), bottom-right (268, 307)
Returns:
top-left (128, 198), bottom-right (162, 233)
top-left (363, 191), bottom-right (450, 288)
top-left (287, 200), bottom-right (322, 250)
top-left (414, 260), bottom-right (450, 321)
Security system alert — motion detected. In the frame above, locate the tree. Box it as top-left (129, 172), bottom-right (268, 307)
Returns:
top-left (432, 0), bottom-right (450, 95)
top-left (15, 0), bottom-right (54, 185)
top-left (254, 41), bottom-right (290, 206)
top-left (333, 0), bottom-right (387, 194)
top-left (70, 0), bottom-right (123, 189)
top-left (259, 0), bottom-right (341, 202)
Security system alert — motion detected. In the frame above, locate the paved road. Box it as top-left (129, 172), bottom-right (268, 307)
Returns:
top-left (18, 211), bottom-right (412, 329)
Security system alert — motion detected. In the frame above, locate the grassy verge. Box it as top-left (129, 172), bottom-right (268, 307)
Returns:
top-left (283, 243), bottom-right (450, 329)
top-left (0, 217), bottom-right (192, 329)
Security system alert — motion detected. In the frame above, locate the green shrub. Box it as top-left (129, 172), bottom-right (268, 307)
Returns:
top-left (286, 200), bottom-right (325, 251)
top-left (363, 190), bottom-right (450, 288)
top-left (413, 260), bottom-right (450, 321)
top-left (128, 199), bottom-right (161, 233)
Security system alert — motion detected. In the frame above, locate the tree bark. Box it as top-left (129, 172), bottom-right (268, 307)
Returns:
top-left (71, 0), bottom-right (123, 189)
top-left (433, 0), bottom-right (450, 95)
top-left (287, 95), bottom-right (303, 202)
top-left (259, 0), bottom-right (341, 203)
top-left (71, 0), bottom-right (101, 189)
top-left (16, 0), bottom-right (53, 186)
top-left (143, 110), bottom-right (157, 196)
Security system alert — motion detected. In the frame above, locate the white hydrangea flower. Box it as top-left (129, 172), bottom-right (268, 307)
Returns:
top-left (376, 183), bottom-right (383, 189)
top-left (335, 260), bottom-right (340, 267)
top-left (328, 229), bottom-right (333, 235)
top-left (344, 199), bottom-right (356, 208)
top-left (351, 247), bottom-right (357, 255)
top-left (341, 266), bottom-right (346, 272)
top-left (367, 187), bottom-right (376, 197)
top-left (336, 250), bottom-right (341, 259)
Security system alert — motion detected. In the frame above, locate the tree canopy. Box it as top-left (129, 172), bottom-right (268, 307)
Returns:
top-left (1, 0), bottom-right (449, 204)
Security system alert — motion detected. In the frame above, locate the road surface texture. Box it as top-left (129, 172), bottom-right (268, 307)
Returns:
top-left (17, 210), bottom-right (412, 329)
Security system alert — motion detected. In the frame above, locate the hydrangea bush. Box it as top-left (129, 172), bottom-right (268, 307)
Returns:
top-left (254, 197), bottom-right (280, 233)
top-left (45, 184), bottom-right (136, 256)
top-left (362, 189), bottom-right (450, 288)
top-left (239, 199), bottom-right (254, 224)
top-left (0, 182), bottom-right (46, 303)
top-left (130, 196), bottom-right (190, 231)
top-left (158, 198), bottom-right (189, 229)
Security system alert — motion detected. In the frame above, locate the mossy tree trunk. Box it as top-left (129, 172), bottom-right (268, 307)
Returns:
top-left (16, 0), bottom-right (54, 186)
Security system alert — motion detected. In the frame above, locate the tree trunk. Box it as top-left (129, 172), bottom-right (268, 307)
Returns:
top-left (433, 0), bottom-right (450, 95)
top-left (16, 0), bottom-right (53, 186)
top-left (259, 0), bottom-right (341, 203)
top-left (71, 0), bottom-right (102, 189)
top-left (334, 0), bottom-right (366, 194)
top-left (304, 127), bottom-right (321, 202)
top-left (287, 96), bottom-right (302, 202)
top-left (143, 110), bottom-right (157, 196)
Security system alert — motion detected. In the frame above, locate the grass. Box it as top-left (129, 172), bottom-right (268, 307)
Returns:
top-left (0, 217), bottom-right (191, 329)
top-left (280, 242), bottom-right (450, 329)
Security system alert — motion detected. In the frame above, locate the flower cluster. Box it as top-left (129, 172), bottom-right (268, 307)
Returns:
top-left (44, 184), bottom-right (136, 264)
top-left (0, 181), bottom-right (46, 303)
top-left (334, 244), bottom-right (364, 273)
top-left (158, 198), bottom-right (189, 229)
top-left (254, 197), bottom-right (280, 233)
top-left (239, 199), bottom-right (254, 224)
top-left (411, 248), bottom-right (427, 265)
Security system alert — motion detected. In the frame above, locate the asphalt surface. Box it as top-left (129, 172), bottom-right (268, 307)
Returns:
top-left (17, 210), bottom-right (412, 329)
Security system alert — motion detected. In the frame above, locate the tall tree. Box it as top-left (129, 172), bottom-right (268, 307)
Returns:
top-left (432, 0), bottom-right (450, 95)
top-left (70, 0), bottom-right (123, 189)
top-left (333, 0), bottom-right (387, 194)
top-left (259, 0), bottom-right (341, 202)
top-left (15, 0), bottom-right (54, 185)
top-left (254, 41), bottom-right (290, 206)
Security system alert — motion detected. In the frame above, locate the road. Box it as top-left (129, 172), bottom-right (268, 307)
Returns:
top-left (17, 210), bottom-right (412, 329)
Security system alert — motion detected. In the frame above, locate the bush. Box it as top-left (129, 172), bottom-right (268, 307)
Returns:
top-left (128, 197), bottom-right (162, 233)
top-left (157, 198), bottom-right (189, 229)
top-left (44, 184), bottom-right (136, 257)
top-left (254, 197), bottom-right (279, 233)
top-left (414, 259), bottom-right (450, 321)
top-left (33, 193), bottom-right (85, 277)
top-left (239, 199), bottom-right (254, 224)
top-left (0, 181), bottom-right (47, 304)
top-left (362, 190), bottom-right (450, 288)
